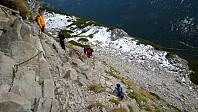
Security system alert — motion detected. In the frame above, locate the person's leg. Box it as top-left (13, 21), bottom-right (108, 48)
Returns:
top-left (41, 26), bottom-right (45, 32)
top-left (63, 42), bottom-right (65, 50)
top-left (60, 42), bottom-right (65, 50)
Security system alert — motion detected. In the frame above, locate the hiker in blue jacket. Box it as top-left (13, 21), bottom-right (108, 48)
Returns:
top-left (113, 84), bottom-right (124, 100)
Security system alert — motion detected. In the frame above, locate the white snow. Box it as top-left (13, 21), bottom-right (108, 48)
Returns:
top-left (44, 12), bottom-right (77, 31)
top-left (43, 12), bottom-right (187, 73)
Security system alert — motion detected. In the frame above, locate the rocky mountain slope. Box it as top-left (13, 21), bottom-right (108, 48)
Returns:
top-left (41, 0), bottom-right (198, 61)
top-left (0, 1), bottom-right (198, 112)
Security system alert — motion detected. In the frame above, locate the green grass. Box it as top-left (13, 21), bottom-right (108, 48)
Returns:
top-left (145, 106), bottom-right (153, 111)
top-left (129, 35), bottom-right (162, 50)
top-left (88, 84), bottom-right (104, 93)
top-left (69, 40), bottom-right (90, 48)
top-left (110, 99), bottom-right (120, 105)
top-left (103, 61), bottom-right (120, 73)
top-left (112, 108), bottom-right (127, 112)
top-left (167, 104), bottom-right (182, 112)
top-left (104, 69), bottom-right (166, 112)
top-left (78, 38), bottom-right (89, 42)
top-left (89, 34), bottom-right (94, 38)
top-left (61, 30), bottom-right (73, 38)
top-left (87, 103), bottom-right (106, 109)
top-left (75, 80), bottom-right (83, 87)
top-left (105, 70), bottom-right (122, 80)
top-left (102, 61), bottom-right (108, 66)
top-left (166, 52), bottom-right (175, 59)
top-left (92, 59), bottom-right (96, 69)
top-left (127, 105), bottom-right (134, 112)
top-left (13, 0), bottom-right (29, 19)
top-left (149, 92), bottom-right (161, 100)
top-left (188, 61), bottom-right (198, 85)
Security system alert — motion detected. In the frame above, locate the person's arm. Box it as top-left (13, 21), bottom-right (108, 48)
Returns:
top-left (113, 89), bottom-right (117, 95)
top-left (37, 16), bottom-right (42, 28)
top-left (63, 34), bottom-right (65, 40)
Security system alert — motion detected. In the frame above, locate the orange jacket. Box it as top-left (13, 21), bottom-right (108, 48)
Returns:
top-left (37, 14), bottom-right (45, 28)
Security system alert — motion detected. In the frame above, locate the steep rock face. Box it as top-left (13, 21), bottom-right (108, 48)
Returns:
top-left (0, 8), bottom-right (59, 112)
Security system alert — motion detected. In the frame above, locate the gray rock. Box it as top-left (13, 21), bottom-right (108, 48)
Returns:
top-left (43, 79), bottom-right (55, 98)
top-left (111, 29), bottom-right (128, 41)
top-left (0, 52), bottom-right (15, 89)
top-left (34, 98), bottom-right (52, 112)
top-left (51, 99), bottom-right (60, 112)
top-left (10, 41), bottom-right (36, 62)
top-left (0, 91), bottom-right (31, 112)
top-left (64, 69), bottom-right (78, 80)
top-left (38, 59), bottom-right (52, 83)
top-left (12, 69), bottom-right (42, 102)
top-left (11, 85), bottom-right (26, 97)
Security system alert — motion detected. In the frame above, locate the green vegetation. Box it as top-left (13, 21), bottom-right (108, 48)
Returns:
top-left (82, 73), bottom-right (88, 79)
top-left (78, 38), bottom-right (89, 42)
top-left (87, 103), bottom-right (106, 109)
top-left (75, 80), bottom-right (83, 87)
top-left (166, 52), bottom-right (175, 59)
top-left (188, 61), bottom-right (198, 85)
top-left (3, 0), bottom-right (33, 20)
top-left (62, 30), bottom-right (73, 38)
top-left (167, 104), bottom-right (182, 112)
top-left (28, 12), bottom-right (34, 23)
top-left (129, 35), bottom-right (162, 50)
top-left (105, 70), bottom-right (122, 80)
top-left (127, 105), bottom-right (134, 112)
top-left (71, 62), bottom-right (78, 67)
top-left (68, 17), bottom-right (116, 30)
top-left (102, 61), bottom-right (108, 66)
top-left (92, 59), bottom-right (96, 69)
top-left (112, 108), bottom-right (127, 112)
top-left (149, 92), bottom-right (161, 100)
top-left (104, 64), bottom-right (166, 112)
top-left (63, 54), bottom-right (69, 62)
top-left (88, 84), bottom-right (104, 93)
top-left (89, 34), bottom-right (94, 38)
top-left (13, 0), bottom-right (29, 19)
top-left (69, 40), bottom-right (90, 48)
top-left (145, 106), bottom-right (152, 111)
top-left (110, 98), bottom-right (120, 105)
top-left (103, 61), bottom-right (120, 73)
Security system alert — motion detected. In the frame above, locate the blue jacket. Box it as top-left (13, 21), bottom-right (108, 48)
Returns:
top-left (113, 87), bottom-right (122, 95)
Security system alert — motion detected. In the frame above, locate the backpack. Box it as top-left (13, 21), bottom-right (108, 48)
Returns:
top-left (116, 87), bottom-right (124, 99)
top-left (88, 50), bottom-right (91, 53)
top-left (35, 15), bottom-right (40, 24)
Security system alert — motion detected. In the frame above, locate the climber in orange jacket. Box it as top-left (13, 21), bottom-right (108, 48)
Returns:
top-left (37, 11), bottom-right (45, 32)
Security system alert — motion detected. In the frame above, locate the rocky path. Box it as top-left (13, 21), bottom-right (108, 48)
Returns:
top-left (91, 45), bottom-right (198, 111)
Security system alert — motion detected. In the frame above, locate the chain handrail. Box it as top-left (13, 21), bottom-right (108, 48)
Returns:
top-left (12, 51), bottom-right (44, 74)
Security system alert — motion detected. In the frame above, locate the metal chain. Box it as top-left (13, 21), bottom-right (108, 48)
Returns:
top-left (12, 51), bottom-right (44, 74)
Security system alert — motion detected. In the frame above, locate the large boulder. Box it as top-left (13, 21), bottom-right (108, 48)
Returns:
top-left (43, 79), bottom-right (55, 98)
top-left (63, 69), bottom-right (78, 80)
top-left (0, 91), bottom-right (31, 112)
top-left (111, 29), bottom-right (128, 41)
top-left (33, 98), bottom-right (52, 112)
top-left (12, 69), bottom-right (42, 103)
top-left (0, 51), bottom-right (16, 91)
